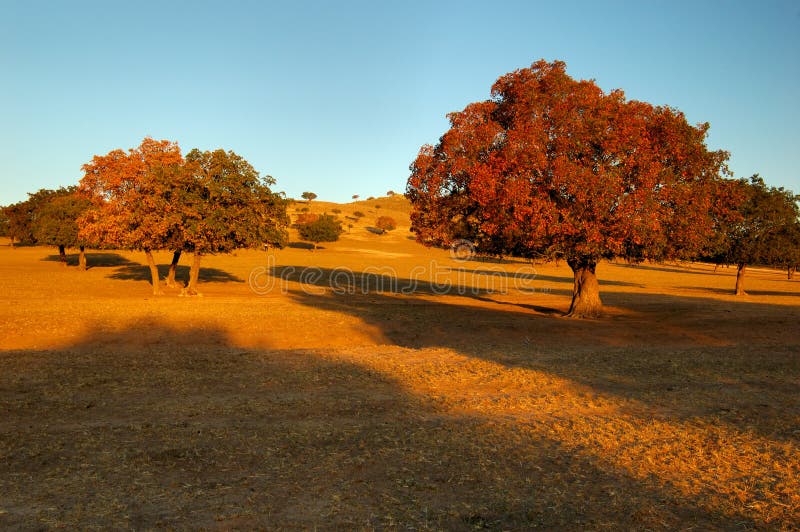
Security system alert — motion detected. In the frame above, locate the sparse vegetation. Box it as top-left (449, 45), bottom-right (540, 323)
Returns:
top-left (375, 216), bottom-right (397, 232)
top-left (296, 214), bottom-right (344, 249)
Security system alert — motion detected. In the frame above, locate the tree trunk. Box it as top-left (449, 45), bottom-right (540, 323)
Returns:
top-left (58, 244), bottom-right (67, 266)
top-left (566, 259), bottom-right (603, 318)
top-left (788, 266), bottom-right (795, 280)
top-left (78, 246), bottom-right (86, 271)
top-left (735, 263), bottom-right (747, 296)
top-left (185, 252), bottom-right (202, 296)
top-left (166, 250), bottom-right (182, 287)
top-left (144, 249), bottom-right (164, 296)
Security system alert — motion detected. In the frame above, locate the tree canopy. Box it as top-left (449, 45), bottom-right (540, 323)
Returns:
top-left (297, 214), bottom-right (343, 248)
top-left (407, 60), bottom-right (734, 317)
top-left (713, 175), bottom-right (800, 294)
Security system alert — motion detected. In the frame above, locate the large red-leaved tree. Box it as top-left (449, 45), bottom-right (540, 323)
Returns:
top-left (407, 60), bottom-right (734, 317)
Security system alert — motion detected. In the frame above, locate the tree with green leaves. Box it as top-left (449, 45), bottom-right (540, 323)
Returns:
top-left (301, 191), bottom-right (317, 202)
top-left (297, 214), bottom-right (343, 249)
top-left (713, 175), bottom-right (800, 294)
top-left (177, 148), bottom-right (289, 294)
top-left (31, 187), bottom-right (92, 269)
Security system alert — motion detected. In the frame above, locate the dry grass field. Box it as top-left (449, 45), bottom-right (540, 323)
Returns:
top-left (1, 197), bottom-right (799, 529)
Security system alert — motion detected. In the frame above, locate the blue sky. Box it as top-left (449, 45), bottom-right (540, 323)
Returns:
top-left (1, 0), bottom-right (798, 205)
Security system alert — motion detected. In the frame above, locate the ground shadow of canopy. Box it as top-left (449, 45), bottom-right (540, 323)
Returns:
top-left (273, 266), bottom-right (800, 448)
top-left (42, 252), bottom-right (135, 268)
top-left (108, 263), bottom-right (243, 284)
top-left (0, 320), bottom-right (756, 529)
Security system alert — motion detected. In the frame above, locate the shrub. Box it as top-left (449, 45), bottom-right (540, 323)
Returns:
top-left (297, 214), bottom-right (344, 248)
top-left (332, 208), bottom-right (341, 214)
top-left (295, 212), bottom-right (319, 225)
top-left (353, 211), bottom-right (365, 218)
top-left (375, 216), bottom-right (397, 232)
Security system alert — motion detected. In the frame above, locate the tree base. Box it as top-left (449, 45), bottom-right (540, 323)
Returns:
top-left (565, 260), bottom-right (603, 319)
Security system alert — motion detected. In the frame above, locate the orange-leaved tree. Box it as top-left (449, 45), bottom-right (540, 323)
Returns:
top-left (78, 138), bottom-right (185, 295)
top-left (407, 60), bottom-right (735, 317)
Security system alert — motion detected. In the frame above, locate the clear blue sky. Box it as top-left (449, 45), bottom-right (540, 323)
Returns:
top-left (1, 0), bottom-right (798, 205)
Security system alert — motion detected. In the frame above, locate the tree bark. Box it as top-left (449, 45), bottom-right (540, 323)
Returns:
top-left (144, 249), bottom-right (164, 295)
top-left (185, 252), bottom-right (202, 295)
top-left (166, 250), bottom-right (182, 287)
top-left (788, 266), bottom-right (795, 280)
top-left (58, 244), bottom-right (67, 266)
top-left (735, 263), bottom-right (747, 296)
top-left (566, 259), bottom-right (603, 318)
top-left (78, 246), bottom-right (86, 271)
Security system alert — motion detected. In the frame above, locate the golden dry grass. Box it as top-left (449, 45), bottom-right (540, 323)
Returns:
top-left (0, 205), bottom-right (798, 529)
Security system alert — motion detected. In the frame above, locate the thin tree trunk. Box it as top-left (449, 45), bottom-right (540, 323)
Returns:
top-left (144, 249), bottom-right (164, 296)
top-left (788, 266), bottom-right (795, 280)
top-left (58, 244), bottom-right (67, 266)
top-left (78, 246), bottom-right (86, 271)
top-left (735, 263), bottom-right (747, 296)
top-left (566, 259), bottom-right (603, 318)
top-left (166, 250), bottom-right (182, 287)
top-left (185, 252), bottom-right (202, 295)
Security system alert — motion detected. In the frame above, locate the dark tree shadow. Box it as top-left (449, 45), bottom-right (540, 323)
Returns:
top-left (676, 286), bottom-right (799, 297)
top-left (0, 321), bottom-right (758, 529)
top-left (108, 264), bottom-right (243, 284)
top-left (271, 266), bottom-right (800, 446)
top-left (287, 241), bottom-right (322, 250)
top-left (447, 267), bottom-right (645, 288)
top-left (611, 262), bottom-right (722, 276)
top-left (42, 252), bottom-right (135, 268)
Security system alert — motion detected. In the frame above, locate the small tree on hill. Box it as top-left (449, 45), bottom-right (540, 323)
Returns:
top-left (301, 191), bottom-right (317, 202)
top-left (352, 194), bottom-right (359, 200)
top-left (407, 60), bottom-right (734, 317)
top-left (375, 216), bottom-right (397, 232)
top-left (297, 214), bottom-right (343, 249)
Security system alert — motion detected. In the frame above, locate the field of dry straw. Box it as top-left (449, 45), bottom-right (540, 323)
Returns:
top-left (1, 195), bottom-right (798, 529)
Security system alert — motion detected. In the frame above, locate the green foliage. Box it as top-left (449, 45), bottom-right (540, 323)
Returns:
top-left (0, 208), bottom-right (8, 237)
top-left (31, 187), bottom-right (92, 248)
top-left (297, 214), bottom-right (343, 246)
top-left (181, 148), bottom-right (290, 253)
top-left (375, 216), bottom-right (397, 232)
top-left (301, 191), bottom-right (317, 201)
top-left (716, 175), bottom-right (799, 267)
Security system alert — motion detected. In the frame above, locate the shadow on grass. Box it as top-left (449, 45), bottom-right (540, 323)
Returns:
top-left (108, 264), bottom-right (243, 284)
top-left (42, 252), bottom-right (135, 268)
top-left (0, 321), bottom-right (758, 529)
top-left (270, 266), bottom-right (800, 445)
top-left (676, 286), bottom-right (799, 297)
top-left (287, 241), bottom-right (323, 250)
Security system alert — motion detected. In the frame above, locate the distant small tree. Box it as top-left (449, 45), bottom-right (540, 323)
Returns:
top-left (352, 194), bottom-right (359, 200)
top-left (301, 191), bottom-right (317, 202)
top-left (367, 196), bottom-right (375, 201)
top-left (0, 208), bottom-right (9, 238)
top-left (297, 214), bottom-right (343, 249)
top-left (387, 190), bottom-right (396, 196)
top-left (3, 200), bottom-right (36, 246)
top-left (353, 211), bottom-right (365, 218)
top-left (375, 216), bottom-right (397, 232)
top-left (331, 208), bottom-right (342, 214)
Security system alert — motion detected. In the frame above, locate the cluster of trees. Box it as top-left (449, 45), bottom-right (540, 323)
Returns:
top-left (3, 138), bottom-right (289, 295)
top-left (407, 60), bottom-right (799, 317)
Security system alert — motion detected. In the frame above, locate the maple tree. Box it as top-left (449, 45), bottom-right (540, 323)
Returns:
top-left (711, 175), bottom-right (799, 294)
top-left (78, 138), bottom-right (185, 294)
top-left (407, 60), bottom-right (734, 317)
